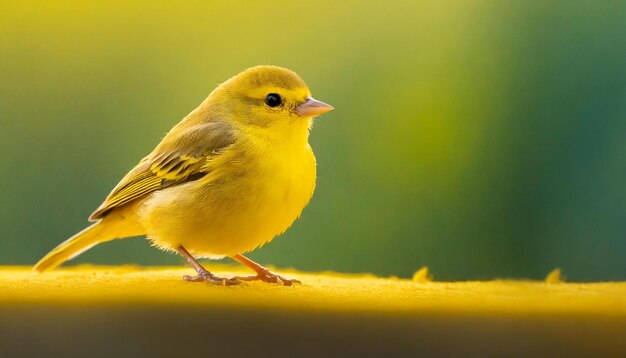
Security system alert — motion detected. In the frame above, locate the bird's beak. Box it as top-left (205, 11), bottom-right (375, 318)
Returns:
top-left (296, 97), bottom-right (334, 117)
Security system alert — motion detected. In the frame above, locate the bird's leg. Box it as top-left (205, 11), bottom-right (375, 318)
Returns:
top-left (231, 254), bottom-right (300, 286)
top-left (177, 245), bottom-right (240, 286)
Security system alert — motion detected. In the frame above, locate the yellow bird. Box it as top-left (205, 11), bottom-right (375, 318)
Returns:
top-left (34, 66), bottom-right (333, 285)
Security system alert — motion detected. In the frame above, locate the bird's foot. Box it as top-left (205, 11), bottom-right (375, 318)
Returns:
top-left (236, 269), bottom-right (300, 286)
top-left (183, 270), bottom-right (240, 286)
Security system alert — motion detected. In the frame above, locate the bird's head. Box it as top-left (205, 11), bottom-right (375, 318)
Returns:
top-left (211, 65), bottom-right (333, 129)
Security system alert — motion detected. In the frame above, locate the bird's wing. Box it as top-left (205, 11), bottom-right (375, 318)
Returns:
top-left (88, 121), bottom-right (236, 221)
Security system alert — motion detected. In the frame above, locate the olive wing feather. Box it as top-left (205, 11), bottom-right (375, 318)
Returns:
top-left (89, 121), bottom-right (236, 221)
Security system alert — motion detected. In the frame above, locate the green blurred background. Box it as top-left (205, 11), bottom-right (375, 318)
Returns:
top-left (1, 1), bottom-right (624, 281)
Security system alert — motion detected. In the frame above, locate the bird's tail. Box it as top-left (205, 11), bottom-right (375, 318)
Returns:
top-left (34, 221), bottom-right (115, 273)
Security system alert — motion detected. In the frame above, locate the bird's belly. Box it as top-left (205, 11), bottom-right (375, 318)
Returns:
top-left (139, 149), bottom-right (316, 258)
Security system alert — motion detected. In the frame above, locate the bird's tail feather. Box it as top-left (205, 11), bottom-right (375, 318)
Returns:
top-left (34, 221), bottom-right (115, 272)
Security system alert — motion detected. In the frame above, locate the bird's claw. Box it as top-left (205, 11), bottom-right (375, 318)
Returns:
top-left (183, 272), bottom-right (241, 286)
top-left (236, 270), bottom-right (300, 286)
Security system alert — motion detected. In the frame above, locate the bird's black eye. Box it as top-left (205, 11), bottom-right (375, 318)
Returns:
top-left (264, 93), bottom-right (282, 108)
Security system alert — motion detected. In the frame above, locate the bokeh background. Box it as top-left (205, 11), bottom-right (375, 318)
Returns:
top-left (1, 1), bottom-right (624, 281)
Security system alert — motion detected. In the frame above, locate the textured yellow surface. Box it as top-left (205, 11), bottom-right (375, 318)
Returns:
top-left (1, 265), bottom-right (625, 357)
top-left (1, 265), bottom-right (624, 316)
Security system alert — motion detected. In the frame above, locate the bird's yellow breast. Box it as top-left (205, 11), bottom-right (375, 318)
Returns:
top-left (139, 120), bottom-right (316, 258)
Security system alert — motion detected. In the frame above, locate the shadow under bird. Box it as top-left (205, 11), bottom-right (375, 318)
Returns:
top-left (34, 65), bottom-right (334, 285)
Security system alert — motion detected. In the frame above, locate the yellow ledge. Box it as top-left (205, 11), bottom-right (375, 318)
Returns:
top-left (0, 264), bottom-right (624, 316)
top-left (1, 265), bottom-right (625, 356)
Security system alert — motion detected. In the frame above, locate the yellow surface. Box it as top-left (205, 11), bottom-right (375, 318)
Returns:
top-left (2, 265), bottom-right (625, 356)
top-left (1, 265), bottom-right (625, 317)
